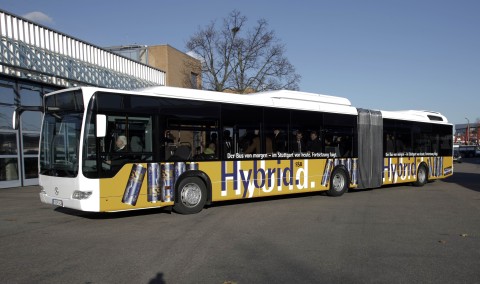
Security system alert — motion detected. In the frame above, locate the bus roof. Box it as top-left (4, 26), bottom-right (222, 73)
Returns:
top-left (381, 110), bottom-right (450, 124)
top-left (137, 86), bottom-right (359, 115)
top-left (55, 86), bottom-right (450, 124)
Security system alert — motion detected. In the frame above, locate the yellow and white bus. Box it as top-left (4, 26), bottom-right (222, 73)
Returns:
top-left (19, 86), bottom-right (453, 214)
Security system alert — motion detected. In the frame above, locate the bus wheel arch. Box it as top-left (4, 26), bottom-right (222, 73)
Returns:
top-left (327, 166), bottom-right (349, 197)
top-left (414, 163), bottom-right (428, 187)
top-left (173, 176), bottom-right (208, 214)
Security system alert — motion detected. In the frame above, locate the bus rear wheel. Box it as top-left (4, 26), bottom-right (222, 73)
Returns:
top-left (327, 168), bottom-right (348, 197)
top-left (414, 164), bottom-right (428, 187)
top-left (173, 177), bottom-right (207, 214)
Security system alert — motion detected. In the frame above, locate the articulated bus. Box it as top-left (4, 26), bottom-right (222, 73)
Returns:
top-left (21, 86), bottom-right (453, 214)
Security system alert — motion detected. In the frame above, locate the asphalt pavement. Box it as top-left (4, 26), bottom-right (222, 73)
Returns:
top-left (0, 158), bottom-right (479, 284)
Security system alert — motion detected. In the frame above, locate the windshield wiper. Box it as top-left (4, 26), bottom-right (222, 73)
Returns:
top-left (52, 112), bottom-right (62, 120)
top-left (39, 169), bottom-right (51, 175)
top-left (57, 169), bottom-right (77, 177)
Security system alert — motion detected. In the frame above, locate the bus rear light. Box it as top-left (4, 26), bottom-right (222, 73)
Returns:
top-left (72, 191), bottom-right (92, 200)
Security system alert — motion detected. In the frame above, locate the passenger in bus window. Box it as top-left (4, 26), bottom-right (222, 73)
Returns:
top-left (307, 131), bottom-right (322, 153)
top-left (114, 135), bottom-right (128, 152)
top-left (324, 135), bottom-right (332, 147)
top-left (163, 130), bottom-right (175, 144)
top-left (203, 142), bottom-right (216, 159)
top-left (245, 129), bottom-right (272, 154)
top-left (338, 136), bottom-right (351, 157)
top-left (395, 135), bottom-right (406, 152)
top-left (195, 146), bottom-right (202, 157)
top-left (291, 130), bottom-right (305, 153)
top-left (130, 136), bottom-right (143, 153)
top-left (245, 130), bottom-right (261, 154)
top-left (265, 134), bottom-right (273, 153)
top-left (106, 135), bottom-right (128, 169)
top-left (386, 134), bottom-right (395, 153)
top-left (273, 128), bottom-right (286, 152)
top-left (207, 132), bottom-right (220, 154)
top-left (209, 132), bottom-right (218, 148)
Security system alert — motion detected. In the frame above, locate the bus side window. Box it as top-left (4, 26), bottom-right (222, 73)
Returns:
top-left (127, 116), bottom-right (153, 161)
top-left (264, 108), bottom-right (290, 154)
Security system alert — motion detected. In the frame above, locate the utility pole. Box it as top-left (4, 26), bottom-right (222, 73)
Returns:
top-left (465, 118), bottom-right (470, 144)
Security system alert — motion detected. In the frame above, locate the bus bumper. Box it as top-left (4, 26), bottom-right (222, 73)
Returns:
top-left (39, 190), bottom-right (100, 212)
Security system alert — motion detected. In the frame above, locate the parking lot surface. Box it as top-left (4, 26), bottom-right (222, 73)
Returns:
top-left (1, 159), bottom-right (479, 283)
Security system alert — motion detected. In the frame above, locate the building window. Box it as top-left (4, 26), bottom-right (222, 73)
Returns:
top-left (190, 72), bottom-right (198, 89)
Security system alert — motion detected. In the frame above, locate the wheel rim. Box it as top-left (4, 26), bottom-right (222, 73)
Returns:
top-left (418, 167), bottom-right (426, 183)
top-left (180, 183), bottom-right (202, 208)
top-left (332, 173), bottom-right (345, 192)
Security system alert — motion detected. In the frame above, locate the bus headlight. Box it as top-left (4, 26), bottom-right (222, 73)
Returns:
top-left (72, 191), bottom-right (92, 200)
top-left (40, 186), bottom-right (46, 194)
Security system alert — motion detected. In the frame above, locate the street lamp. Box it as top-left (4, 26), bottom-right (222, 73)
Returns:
top-left (465, 117), bottom-right (470, 145)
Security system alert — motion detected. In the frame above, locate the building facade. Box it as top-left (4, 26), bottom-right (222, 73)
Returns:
top-left (147, 45), bottom-right (201, 89)
top-left (455, 123), bottom-right (479, 145)
top-left (0, 10), bottom-right (170, 188)
top-left (106, 44), bottom-right (202, 89)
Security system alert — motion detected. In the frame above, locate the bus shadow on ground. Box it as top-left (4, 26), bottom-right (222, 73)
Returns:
top-left (443, 171), bottom-right (480, 193)
top-left (52, 187), bottom-right (403, 218)
top-left (53, 170), bottom-right (478, 219)
top-left (54, 206), bottom-right (172, 219)
top-left (206, 190), bottom-right (329, 210)
top-left (55, 191), bottom-right (334, 218)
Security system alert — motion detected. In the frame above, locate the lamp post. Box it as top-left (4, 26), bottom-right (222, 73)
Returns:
top-left (465, 117), bottom-right (470, 145)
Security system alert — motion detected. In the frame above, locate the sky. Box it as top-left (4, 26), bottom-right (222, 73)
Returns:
top-left (2, 0), bottom-right (479, 126)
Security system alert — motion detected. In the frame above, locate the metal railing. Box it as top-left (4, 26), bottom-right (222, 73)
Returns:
top-left (0, 10), bottom-right (165, 89)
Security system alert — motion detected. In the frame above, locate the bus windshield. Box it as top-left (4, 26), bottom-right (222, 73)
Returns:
top-left (40, 91), bottom-right (84, 177)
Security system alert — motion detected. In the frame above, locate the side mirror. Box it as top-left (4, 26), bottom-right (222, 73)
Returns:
top-left (96, 114), bottom-right (107, 137)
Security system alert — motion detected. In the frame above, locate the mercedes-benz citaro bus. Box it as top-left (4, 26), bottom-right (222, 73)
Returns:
top-left (16, 86), bottom-right (453, 214)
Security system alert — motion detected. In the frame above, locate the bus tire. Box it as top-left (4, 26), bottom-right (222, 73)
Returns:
top-left (327, 168), bottom-right (348, 197)
top-left (173, 177), bottom-right (207, 214)
top-left (414, 164), bottom-right (428, 187)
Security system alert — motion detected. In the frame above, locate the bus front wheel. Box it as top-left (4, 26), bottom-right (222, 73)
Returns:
top-left (173, 177), bottom-right (207, 214)
top-left (327, 168), bottom-right (348, 197)
top-left (414, 164), bottom-right (428, 187)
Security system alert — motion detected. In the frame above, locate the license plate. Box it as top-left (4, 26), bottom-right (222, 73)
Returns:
top-left (52, 199), bottom-right (63, 207)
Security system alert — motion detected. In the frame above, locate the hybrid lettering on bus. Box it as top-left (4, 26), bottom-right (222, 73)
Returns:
top-left (18, 86), bottom-right (453, 214)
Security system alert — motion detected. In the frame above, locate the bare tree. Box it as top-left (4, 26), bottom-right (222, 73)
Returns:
top-left (186, 10), bottom-right (300, 93)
